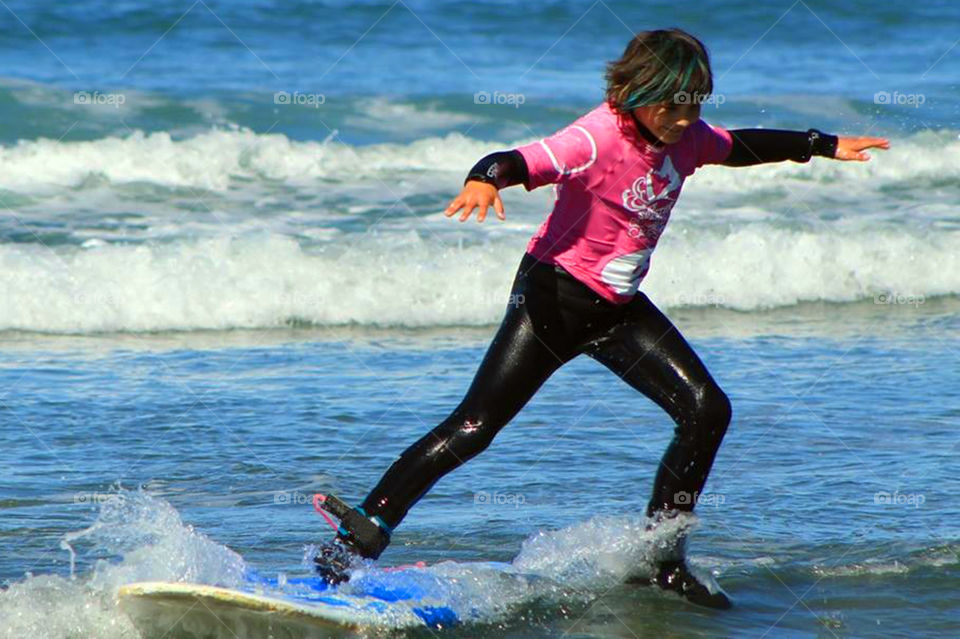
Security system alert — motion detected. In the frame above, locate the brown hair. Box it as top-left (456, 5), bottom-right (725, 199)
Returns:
top-left (604, 28), bottom-right (714, 114)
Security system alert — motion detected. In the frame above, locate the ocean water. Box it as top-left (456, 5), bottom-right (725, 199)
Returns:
top-left (0, 1), bottom-right (958, 637)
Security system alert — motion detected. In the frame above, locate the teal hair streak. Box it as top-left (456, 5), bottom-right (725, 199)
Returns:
top-left (621, 48), bottom-right (711, 110)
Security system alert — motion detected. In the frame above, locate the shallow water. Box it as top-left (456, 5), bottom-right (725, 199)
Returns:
top-left (2, 1), bottom-right (959, 636)
top-left (2, 300), bottom-right (958, 637)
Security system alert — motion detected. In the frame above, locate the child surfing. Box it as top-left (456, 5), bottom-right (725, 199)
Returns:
top-left (313, 28), bottom-right (889, 609)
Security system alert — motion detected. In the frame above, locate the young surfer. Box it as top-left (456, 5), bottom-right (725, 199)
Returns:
top-left (314, 28), bottom-right (889, 608)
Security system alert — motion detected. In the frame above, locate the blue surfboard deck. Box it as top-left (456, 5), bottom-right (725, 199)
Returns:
top-left (118, 560), bottom-right (521, 634)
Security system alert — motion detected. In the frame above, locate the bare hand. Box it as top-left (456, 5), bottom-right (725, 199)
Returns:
top-left (833, 136), bottom-right (890, 161)
top-left (444, 180), bottom-right (505, 223)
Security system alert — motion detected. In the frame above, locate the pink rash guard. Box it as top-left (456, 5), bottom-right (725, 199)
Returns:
top-left (515, 101), bottom-right (733, 304)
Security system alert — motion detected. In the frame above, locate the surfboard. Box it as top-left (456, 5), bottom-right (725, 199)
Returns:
top-left (117, 562), bottom-right (511, 637)
top-left (117, 514), bottom-right (728, 637)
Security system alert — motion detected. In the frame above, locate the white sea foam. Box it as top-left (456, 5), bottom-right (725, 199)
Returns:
top-left (645, 223), bottom-right (959, 310)
top-left (340, 511), bottom-right (705, 625)
top-left (0, 127), bottom-right (487, 192)
top-left (0, 224), bottom-right (955, 333)
top-left (0, 126), bottom-right (956, 199)
top-left (512, 512), bottom-right (698, 588)
top-left (1, 126), bottom-right (957, 332)
top-left (0, 490), bottom-right (244, 639)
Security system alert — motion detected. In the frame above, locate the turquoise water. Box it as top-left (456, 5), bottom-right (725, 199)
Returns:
top-left (1, 1), bottom-right (958, 637)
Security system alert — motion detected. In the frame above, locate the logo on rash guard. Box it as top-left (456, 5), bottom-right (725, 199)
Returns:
top-left (621, 156), bottom-right (683, 235)
top-left (601, 157), bottom-right (682, 296)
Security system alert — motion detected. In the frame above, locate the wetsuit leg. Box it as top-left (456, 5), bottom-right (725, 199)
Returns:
top-left (584, 292), bottom-right (731, 517)
top-left (357, 253), bottom-right (610, 530)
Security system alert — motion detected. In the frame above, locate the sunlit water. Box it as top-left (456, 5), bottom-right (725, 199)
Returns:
top-left (2, 301), bottom-right (958, 637)
top-left (2, 1), bottom-right (959, 636)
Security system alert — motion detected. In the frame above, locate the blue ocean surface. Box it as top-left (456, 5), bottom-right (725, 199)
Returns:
top-left (0, 1), bottom-right (958, 637)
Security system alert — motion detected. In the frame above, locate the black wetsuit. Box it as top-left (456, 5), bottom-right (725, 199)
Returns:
top-left (361, 251), bottom-right (731, 529)
top-left (346, 119), bottom-right (838, 553)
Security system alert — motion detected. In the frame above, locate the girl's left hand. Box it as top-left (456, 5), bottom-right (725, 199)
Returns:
top-left (833, 136), bottom-right (890, 161)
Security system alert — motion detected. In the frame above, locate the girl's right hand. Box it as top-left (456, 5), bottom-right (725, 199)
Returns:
top-left (444, 180), bottom-right (505, 223)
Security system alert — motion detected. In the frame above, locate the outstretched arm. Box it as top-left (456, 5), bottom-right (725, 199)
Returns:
top-left (723, 129), bottom-right (889, 166)
top-left (444, 150), bottom-right (529, 222)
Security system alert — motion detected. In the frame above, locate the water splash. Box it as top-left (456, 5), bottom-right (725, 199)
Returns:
top-left (0, 488), bottom-right (245, 639)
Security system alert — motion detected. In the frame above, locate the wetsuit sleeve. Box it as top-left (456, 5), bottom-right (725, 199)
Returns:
top-left (514, 125), bottom-right (598, 190)
top-left (463, 150), bottom-right (529, 190)
top-left (722, 129), bottom-right (840, 166)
